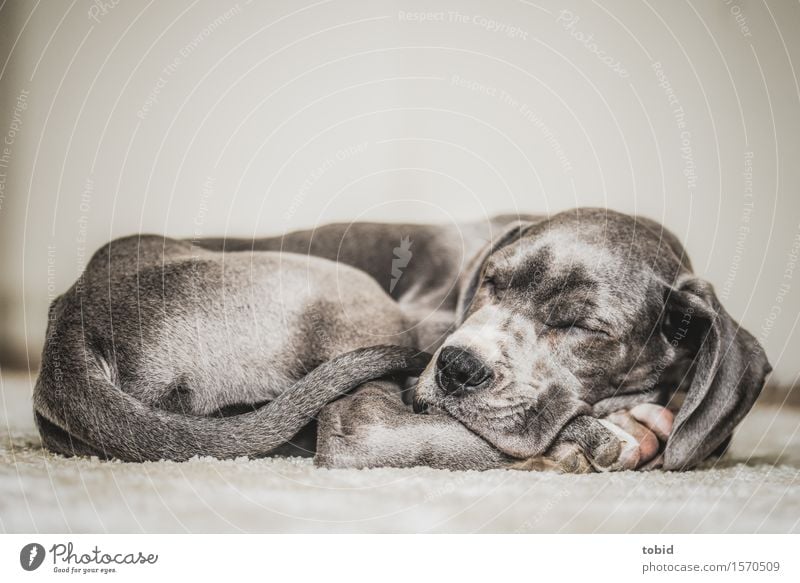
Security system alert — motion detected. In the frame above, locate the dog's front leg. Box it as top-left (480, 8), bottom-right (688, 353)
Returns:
top-left (316, 385), bottom-right (675, 473)
top-left (514, 406), bottom-right (675, 473)
top-left (315, 382), bottom-right (511, 471)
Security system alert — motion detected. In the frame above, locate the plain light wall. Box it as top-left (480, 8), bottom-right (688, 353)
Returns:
top-left (0, 0), bottom-right (798, 386)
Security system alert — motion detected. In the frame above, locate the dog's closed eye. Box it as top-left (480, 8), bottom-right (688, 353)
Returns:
top-left (544, 320), bottom-right (610, 338)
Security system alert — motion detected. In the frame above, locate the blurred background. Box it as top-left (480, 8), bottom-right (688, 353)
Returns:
top-left (0, 0), bottom-right (798, 394)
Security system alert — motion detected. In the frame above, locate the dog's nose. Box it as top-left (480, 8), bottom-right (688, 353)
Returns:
top-left (435, 346), bottom-right (493, 395)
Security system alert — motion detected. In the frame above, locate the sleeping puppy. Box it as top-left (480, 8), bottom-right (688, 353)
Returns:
top-left (34, 207), bottom-right (769, 471)
top-left (317, 208), bottom-right (771, 472)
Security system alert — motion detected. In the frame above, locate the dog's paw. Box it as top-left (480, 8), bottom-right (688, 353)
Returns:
top-left (512, 420), bottom-right (625, 474)
top-left (314, 383), bottom-right (406, 469)
top-left (603, 405), bottom-right (674, 470)
top-left (554, 409), bottom-right (671, 472)
top-left (508, 404), bottom-right (675, 473)
top-left (594, 418), bottom-right (642, 470)
top-left (314, 398), bottom-right (353, 469)
top-left (314, 397), bottom-right (370, 469)
top-left (512, 442), bottom-right (593, 473)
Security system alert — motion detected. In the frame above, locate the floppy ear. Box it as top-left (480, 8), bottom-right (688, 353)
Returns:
top-left (455, 221), bottom-right (532, 324)
top-left (663, 275), bottom-right (772, 470)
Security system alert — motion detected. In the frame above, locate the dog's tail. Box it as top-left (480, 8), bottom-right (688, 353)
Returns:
top-left (33, 341), bottom-right (430, 462)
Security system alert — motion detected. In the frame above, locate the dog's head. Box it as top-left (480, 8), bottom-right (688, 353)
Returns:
top-left (414, 208), bottom-right (771, 469)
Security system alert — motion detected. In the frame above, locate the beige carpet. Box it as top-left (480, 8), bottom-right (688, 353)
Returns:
top-left (2, 369), bottom-right (799, 533)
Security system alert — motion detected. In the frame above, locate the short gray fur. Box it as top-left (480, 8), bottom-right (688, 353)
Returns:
top-left (33, 209), bottom-right (771, 471)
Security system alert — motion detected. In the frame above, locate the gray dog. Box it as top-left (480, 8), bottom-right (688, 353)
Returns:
top-left (33, 208), bottom-right (771, 472)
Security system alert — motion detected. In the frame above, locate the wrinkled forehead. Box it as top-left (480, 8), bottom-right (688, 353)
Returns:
top-left (488, 229), bottom-right (652, 325)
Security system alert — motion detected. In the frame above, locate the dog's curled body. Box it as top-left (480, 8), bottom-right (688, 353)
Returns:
top-left (33, 235), bottom-right (429, 462)
top-left (33, 209), bottom-right (772, 471)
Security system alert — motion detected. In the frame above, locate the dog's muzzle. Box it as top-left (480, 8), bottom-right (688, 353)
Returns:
top-left (435, 346), bottom-right (494, 395)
